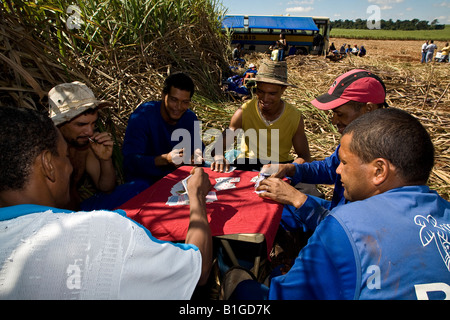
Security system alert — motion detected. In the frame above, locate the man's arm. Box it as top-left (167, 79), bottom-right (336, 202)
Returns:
top-left (257, 178), bottom-right (332, 230)
top-left (257, 177), bottom-right (307, 209)
top-left (263, 146), bottom-right (341, 185)
top-left (86, 132), bottom-right (117, 193)
top-left (122, 107), bottom-right (179, 180)
top-left (210, 108), bottom-right (243, 172)
top-left (291, 146), bottom-right (341, 186)
top-left (292, 116), bottom-right (312, 163)
top-left (185, 167), bottom-right (212, 286)
top-left (269, 215), bottom-right (357, 300)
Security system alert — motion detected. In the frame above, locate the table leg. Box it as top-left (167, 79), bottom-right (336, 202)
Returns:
top-left (219, 238), bottom-right (265, 278)
top-left (253, 255), bottom-right (261, 278)
top-left (220, 239), bottom-right (239, 267)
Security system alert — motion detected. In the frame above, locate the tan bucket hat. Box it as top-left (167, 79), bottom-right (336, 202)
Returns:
top-left (255, 60), bottom-right (296, 87)
top-left (49, 81), bottom-right (112, 125)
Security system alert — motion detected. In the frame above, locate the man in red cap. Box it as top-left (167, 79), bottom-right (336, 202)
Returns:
top-left (258, 69), bottom-right (389, 230)
top-left (310, 69), bottom-right (389, 134)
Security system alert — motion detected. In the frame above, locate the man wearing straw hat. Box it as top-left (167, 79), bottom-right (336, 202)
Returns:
top-left (49, 82), bottom-right (146, 211)
top-left (210, 60), bottom-right (312, 172)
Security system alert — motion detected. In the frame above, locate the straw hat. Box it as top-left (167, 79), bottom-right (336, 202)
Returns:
top-left (255, 60), bottom-right (296, 87)
top-left (49, 81), bottom-right (113, 126)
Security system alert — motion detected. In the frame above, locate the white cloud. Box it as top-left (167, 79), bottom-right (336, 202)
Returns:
top-left (287, 0), bottom-right (315, 4)
top-left (368, 0), bottom-right (404, 3)
top-left (286, 6), bottom-right (314, 13)
top-left (433, 1), bottom-right (450, 8)
top-left (434, 15), bottom-right (450, 23)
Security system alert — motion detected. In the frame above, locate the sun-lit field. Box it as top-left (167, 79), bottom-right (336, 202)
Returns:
top-left (213, 37), bottom-right (449, 200)
top-left (330, 25), bottom-right (450, 40)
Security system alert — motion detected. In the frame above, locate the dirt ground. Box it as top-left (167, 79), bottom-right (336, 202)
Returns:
top-left (330, 37), bottom-right (449, 63)
top-left (285, 37), bottom-right (450, 199)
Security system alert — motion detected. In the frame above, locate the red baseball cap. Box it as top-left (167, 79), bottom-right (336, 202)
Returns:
top-left (311, 69), bottom-right (388, 110)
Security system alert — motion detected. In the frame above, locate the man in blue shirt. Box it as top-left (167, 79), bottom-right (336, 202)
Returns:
top-left (227, 108), bottom-right (450, 300)
top-left (122, 72), bottom-right (204, 186)
top-left (262, 69), bottom-right (389, 230)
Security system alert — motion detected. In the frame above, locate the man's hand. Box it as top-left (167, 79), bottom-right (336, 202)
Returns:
top-left (210, 154), bottom-right (230, 173)
top-left (89, 132), bottom-right (114, 161)
top-left (256, 177), bottom-right (307, 209)
top-left (260, 163), bottom-right (296, 179)
top-left (158, 148), bottom-right (202, 168)
top-left (293, 157), bottom-right (306, 165)
top-left (167, 148), bottom-right (184, 167)
top-left (187, 167), bottom-right (212, 198)
top-left (191, 148), bottom-right (204, 166)
top-left (87, 132), bottom-right (116, 193)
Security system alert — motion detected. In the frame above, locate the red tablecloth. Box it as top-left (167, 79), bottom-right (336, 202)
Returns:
top-left (118, 166), bottom-right (283, 258)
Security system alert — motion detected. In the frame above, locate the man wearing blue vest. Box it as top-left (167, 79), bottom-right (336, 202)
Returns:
top-left (225, 108), bottom-right (450, 300)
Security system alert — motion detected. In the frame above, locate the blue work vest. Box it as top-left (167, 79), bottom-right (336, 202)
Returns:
top-left (332, 185), bottom-right (450, 300)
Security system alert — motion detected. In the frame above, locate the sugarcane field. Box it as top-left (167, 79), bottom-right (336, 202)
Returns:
top-left (1, 3), bottom-right (447, 200)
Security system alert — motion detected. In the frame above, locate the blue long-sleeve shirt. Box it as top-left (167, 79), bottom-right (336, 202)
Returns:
top-left (122, 101), bottom-right (203, 185)
top-left (281, 146), bottom-right (346, 231)
top-left (292, 145), bottom-right (345, 210)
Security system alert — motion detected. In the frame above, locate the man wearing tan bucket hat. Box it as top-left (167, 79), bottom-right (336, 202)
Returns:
top-left (210, 60), bottom-right (311, 172)
top-left (49, 82), bottom-right (146, 211)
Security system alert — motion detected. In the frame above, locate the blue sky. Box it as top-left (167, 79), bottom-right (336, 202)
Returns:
top-left (219, 0), bottom-right (450, 24)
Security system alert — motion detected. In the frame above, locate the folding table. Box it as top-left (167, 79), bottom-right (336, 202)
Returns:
top-left (118, 166), bottom-right (283, 277)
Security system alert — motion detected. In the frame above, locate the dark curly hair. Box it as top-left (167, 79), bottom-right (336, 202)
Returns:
top-left (162, 72), bottom-right (195, 98)
top-left (343, 108), bottom-right (435, 185)
top-left (0, 106), bottom-right (59, 192)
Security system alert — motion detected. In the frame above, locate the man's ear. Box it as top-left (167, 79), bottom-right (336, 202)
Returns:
top-left (364, 102), bottom-right (378, 113)
top-left (371, 158), bottom-right (390, 186)
top-left (40, 150), bottom-right (56, 183)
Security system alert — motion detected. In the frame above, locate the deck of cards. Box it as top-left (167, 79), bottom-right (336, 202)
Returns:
top-left (166, 175), bottom-right (218, 206)
top-left (165, 170), bottom-right (268, 206)
top-left (214, 177), bottom-right (240, 191)
top-left (254, 172), bottom-right (270, 194)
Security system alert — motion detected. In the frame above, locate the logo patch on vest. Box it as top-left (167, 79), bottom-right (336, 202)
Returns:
top-left (414, 215), bottom-right (450, 272)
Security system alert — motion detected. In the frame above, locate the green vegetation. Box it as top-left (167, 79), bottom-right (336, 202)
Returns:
top-left (330, 25), bottom-right (450, 40)
top-left (332, 19), bottom-right (445, 30)
top-left (0, 0), bottom-right (231, 110)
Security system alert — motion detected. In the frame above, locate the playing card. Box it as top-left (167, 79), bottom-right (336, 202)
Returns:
top-left (166, 195), bottom-right (181, 206)
top-left (254, 172), bottom-right (270, 194)
top-left (215, 181), bottom-right (236, 191)
top-left (181, 175), bottom-right (192, 195)
top-left (206, 191), bottom-right (218, 203)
